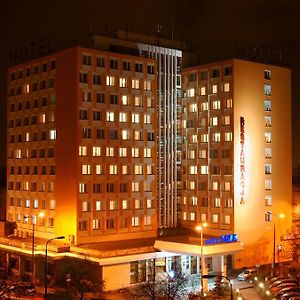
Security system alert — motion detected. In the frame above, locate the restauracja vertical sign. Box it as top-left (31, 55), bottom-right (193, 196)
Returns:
top-left (240, 117), bottom-right (245, 204)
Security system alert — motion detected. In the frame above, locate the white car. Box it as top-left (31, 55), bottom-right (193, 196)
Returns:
top-left (238, 269), bottom-right (257, 281)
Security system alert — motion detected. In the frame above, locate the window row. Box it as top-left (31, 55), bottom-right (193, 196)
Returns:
top-left (9, 197), bottom-right (55, 209)
top-left (8, 95), bottom-right (56, 112)
top-left (183, 180), bottom-right (232, 191)
top-left (182, 148), bottom-right (232, 160)
top-left (9, 165), bottom-right (56, 175)
top-left (8, 79), bottom-right (55, 96)
top-left (81, 164), bottom-right (154, 175)
top-left (8, 181), bottom-right (54, 192)
top-left (78, 181), bottom-right (154, 193)
top-left (185, 165), bottom-right (232, 175)
top-left (9, 213), bottom-right (55, 227)
top-left (8, 148), bottom-right (54, 159)
top-left (182, 196), bottom-right (233, 208)
top-left (9, 112), bottom-right (55, 128)
top-left (182, 211), bottom-right (231, 224)
top-left (186, 82), bottom-right (230, 97)
top-left (9, 60), bottom-right (56, 81)
top-left (82, 198), bottom-right (154, 212)
top-left (79, 146), bottom-right (152, 158)
top-left (185, 66), bottom-right (232, 83)
top-left (184, 99), bottom-right (233, 112)
top-left (188, 132), bottom-right (233, 143)
top-left (82, 55), bottom-right (155, 74)
top-left (183, 115), bottom-right (231, 127)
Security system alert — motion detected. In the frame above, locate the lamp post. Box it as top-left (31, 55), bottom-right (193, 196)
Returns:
top-left (45, 236), bottom-right (65, 299)
top-left (267, 212), bottom-right (285, 277)
top-left (202, 274), bottom-right (233, 300)
top-left (195, 223), bottom-right (207, 294)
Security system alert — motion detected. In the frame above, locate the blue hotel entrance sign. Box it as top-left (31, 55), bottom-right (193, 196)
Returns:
top-left (205, 234), bottom-right (238, 245)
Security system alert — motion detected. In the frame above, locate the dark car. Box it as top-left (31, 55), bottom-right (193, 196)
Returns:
top-left (276, 287), bottom-right (300, 298)
top-left (280, 292), bottom-right (300, 300)
top-left (270, 279), bottom-right (297, 289)
top-left (272, 282), bottom-right (297, 293)
top-left (268, 277), bottom-right (286, 285)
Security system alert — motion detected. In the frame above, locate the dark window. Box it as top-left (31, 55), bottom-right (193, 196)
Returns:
top-left (42, 97), bottom-right (47, 106)
top-left (93, 184), bottom-right (102, 193)
top-left (264, 70), bottom-right (271, 80)
top-left (147, 65), bottom-right (154, 74)
top-left (189, 73), bottom-right (197, 81)
top-left (93, 74), bottom-right (101, 85)
top-left (50, 61), bottom-right (56, 70)
top-left (110, 59), bottom-right (118, 69)
top-left (200, 71), bottom-right (208, 80)
top-left (39, 80), bottom-right (46, 90)
top-left (48, 79), bottom-right (54, 88)
top-left (96, 57), bottom-right (105, 67)
top-left (33, 66), bottom-right (39, 74)
top-left (10, 73), bottom-right (15, 80)
top-left (110, 130), bottom-right (118, 139)
top-left (211, 69), bottom-right (220, 78)
top-left (224, 165), bottom-right (232, 175)
top-left (26, 68), bottom-right (31, 76)
top-left (147, 132), bottom-right (154, 141)
top-left (23, 117), bottom-right (29, 126)
top-left (82, 55), bottom-right (92, 65)
top-left (201, 198), bottom-right (208, 207)
top-left (82, 128), bottom-right (91, 138)
top-left (96, 129), bottom-right (105, 139)
top-left (120, 183), bottom-right (128, 193)
top-left (209, 149), bottom-right (219, 159)
top-left (42, 63), bottom-right (47, 72)
top-left (106, 183), bottom-right (114, 193)
top-left (48, 148), bottom-right (54, 157)
top-left (135, 63), bottom-right (143, 73)
top-left (79, 73), bottom-right (88, 83)
top-left (106, 218), bottom-right (115, 229)
top-left (18, 70), bottom-right (23, 79)
top-left (224, 66), bottom-right (232, 76)
top-left (123, 61), bottom-right (131, 71)
top-left (110, 95), bottom-right (118, 105)
top-left (31, 83), bottom-right (38, 92)
top-left (96, 93), bottom-right (105, 103)
top-left (79, 110), bottom-right (88, 120)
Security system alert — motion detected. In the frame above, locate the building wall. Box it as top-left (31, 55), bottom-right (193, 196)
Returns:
top-left (233, 59), bottom-right (292, 268)
top-left (103, 263), bottom-right (131, 291)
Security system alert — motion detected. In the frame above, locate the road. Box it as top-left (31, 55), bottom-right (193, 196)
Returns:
top-left (232, 279), bottom-right (261, 300)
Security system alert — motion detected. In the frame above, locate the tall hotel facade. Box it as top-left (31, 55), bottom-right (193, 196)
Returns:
top-left (3, 37), bottom-right (292, 290)
top-left (180, 59), bottom-right (292, 268)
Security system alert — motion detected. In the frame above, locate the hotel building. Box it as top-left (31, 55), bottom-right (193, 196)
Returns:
top-left (6, 47), bottom-right (158, 244)
top-left (179, 59), bottom-right (292, 268)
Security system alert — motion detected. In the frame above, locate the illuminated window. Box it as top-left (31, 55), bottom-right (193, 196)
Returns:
top-left (188, 181), bottom-right (196, 190)
top-left (189, 103), bottom-right (197, 113)
top-left (211, 117), bottom-right (218, 126)
top-left (264, 84), bottom-right (271, 96)
top-left (15, 149), bottom-right (22, 159)
top-left (24, 182), bottom-right (29, 191)
top-left (199, 150), bottom-right (206, 159)
top-left (119, 147), bottom-right (127, 157)
top-left (122, 95), bottom-right (129, 105)
top-left (200, 102), bottom-right (208, 111)
top-left (121, 130), bottom-right (130, 140)
top-left (183, 212), bottom-right (187, 220)
top-left (265, 148), bottom-right (272, 159)
top-left (79, 183), bottom-right (87, 193)
top-left (190, 166), bottom-right (197, 175)
top-left (265, 179), bottom-right (272, 191)
top-left (49, 130), bottom-right (56, 140)
top-left (265, 195), bottom-right (272, 206)
top-left (92, 219), bottom-right (100, 230)
top-left (265, 116), bottom-right (272, 127)
top-left (191, 134), bottom-right (197, 143)
top-left (132, 113), bottom-right (140, 123)
top-left (201, 134), bottom-right (208, 143)
top-left (224, 132), bottom-right (233, 142)
top-left (82, 201), bottom-right (91, 212)
top-left (109, 165), bottom-right (118, 175)
top-left (212, 214), bottom-right (219, 223)
top-left (134, 96), bottom-right (143, 106)
top-left (134, 165), bottom-right (143, 175)
top-left (224, 182), bottom-right (231, 191)
top-left (225, 98), bottom-right (233, 108)
top-left (200, 86), bottom-right (206, 96)
top-left (119, 77), bottom-right (127, 88)
top-left (146, 97), bottom-right (153, 107)
top-left (144, 114), bottom-right (151, 124)
top-left (106, 147), bottom-right (114, 157)
top-left (146, 199), bottom-right (153, 208)
top-left (212, 181), bottom-right (218, 191)
top-left (223, 83), bottom-right (230, 92)
top-left (144, 215), bottom-right (152, 225)
top-left (119, 112), bottom-right (128, 122)
top-left (134, 131), bottom-right (143, 141)
top-left (212, 133), bottom-right (221, 142)
top-left (92, 146), bottom-right (101, 156)
top-left (265, 164), bottom-right (272, 174)
top-left (188, 150), bottom-right (195, 159)
top-left (191, 197), bottom-right (197, 205)
top-left (190, 212), bottom-right (195, 221)
top-left (25, 198), bottom-right (30, 208)
top-left (214, 198), bottom-right (221, 207)
top-left (49, 199), bottom-right (55, 210)
top-left (134, 199), bottom-right (142, 209)
top-left (201, 214), bottom-right (207, 222)
top-left (225, 198), bottom-right (233, 208)
top-left (95, 165), bottom-right (103, 175)
top-left (122, 165), bottom-right (129, 174)
top-left (106, 112), bottom-right (115, 122)
top-left (212, 100), bottom-right (220, 110)
top-left (132, 148), bottom-right (140, 157)
top-left (224, 116), bottom-right (231, 125)
top-left (24, 84), bottom-right (30, 93)
top-left (264, 100), bottom-right (271, 111)
top-left (132, 182), bottom-right (140, 192)
top-left (82, 164), bottom-right (91, 175)
top-left (265, 132), bottom-right (272, 143)
top-left (201, 166), bottom-right (208, 175)
top-left (188, 88), bottom-right (195, 97)
top-left (212, 84), bottom-right (218, 94)
top-left (122, 200), bottom-right (129, 210)
top-left (265, 211), bottom-right (272, 222)
top-left (144, 81), bottom-right (152, 91)
top-left (106, 76), bottom-right (115, 86)
top-left (132, 216), bottom-right (140, 227)
top-left (132, 79), bottom-right (140, 89)
top-left (96, 200), bottom-right (104, 211)
top-left (39, 113), bottom-right (46, 123)
top-left (224, 215), bottom-right (231, 224)
top-left (48, 112), bottom-right (55, 123)
top-left (109, 200), bottom-right (118, 210)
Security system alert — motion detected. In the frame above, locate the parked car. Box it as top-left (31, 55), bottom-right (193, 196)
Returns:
top-left (276, 287), bottom-right (300, 298)
top-left (267, 277), bottom-right (285, 284)
top-left (289, 297), bottom-right (300, 300)
top-left (270, 279), bottom-right (297, 289)
top-left (272, 282), bottom-right (297, 293)
top-left (280, 292), bottom-right (300, 300)
top-left (238, 269), bottom-right (257, 281)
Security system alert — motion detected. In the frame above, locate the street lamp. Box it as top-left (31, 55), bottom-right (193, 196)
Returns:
top-left (195, 223), bottom-right (207, 294)
top-left (267, 212), bottom-right (285, 277)
top-left (202, 274), bottom-right (233, 300)
top-left (45, 236), bottom-right (65, 299)
top-left (25, 212), bottom-right (45, 284)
